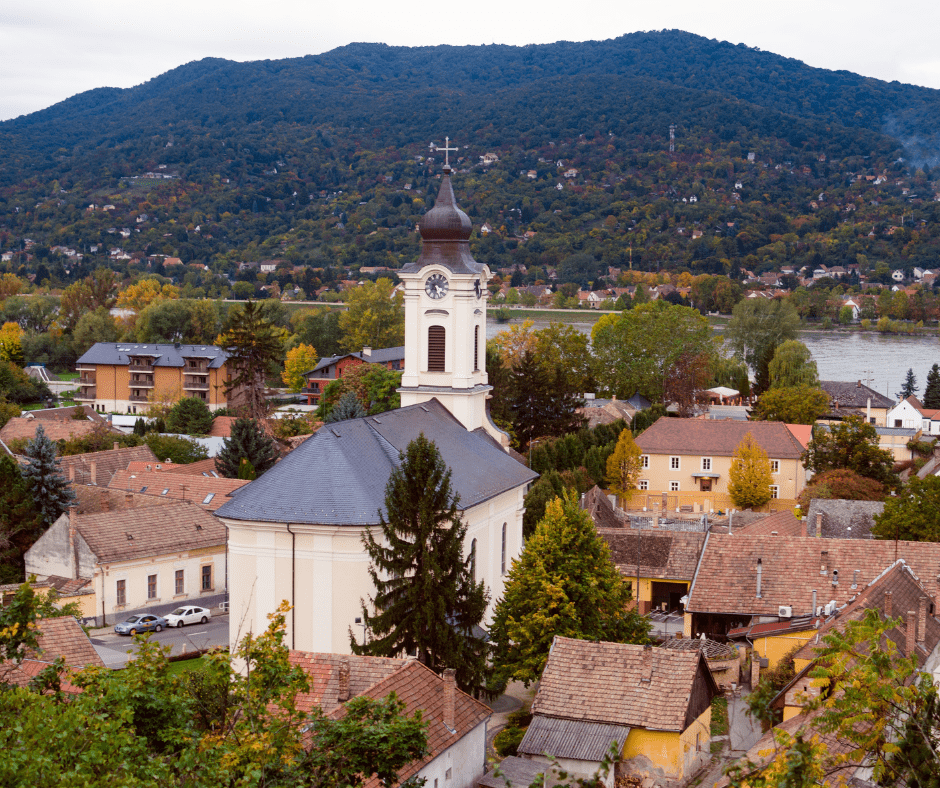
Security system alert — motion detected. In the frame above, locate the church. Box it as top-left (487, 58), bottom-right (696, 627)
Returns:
top-left (216, 159), bottom-right (537, 654)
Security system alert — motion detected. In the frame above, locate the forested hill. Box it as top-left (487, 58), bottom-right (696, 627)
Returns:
top-left (3, 30), bottom-right (940, 281)
top-left (5, 30), bottom-right (940, 179)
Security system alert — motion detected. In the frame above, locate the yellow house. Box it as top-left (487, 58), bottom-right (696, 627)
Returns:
top-left (517, 637), bottom-right (719, 786)
top-left (632, 417), bottom-right (806, 511)
top-left (75, 342), bottom-right (238, 415)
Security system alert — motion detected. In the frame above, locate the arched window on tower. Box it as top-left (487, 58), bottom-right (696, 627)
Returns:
top-left (469, 538), bottom-right (477, 582)
top-left (474, 325), bottom-right (480, 372)
top-left (501, 523), bottom-right (507, 575)
top-left (428, 325), bottom-right (445, 372)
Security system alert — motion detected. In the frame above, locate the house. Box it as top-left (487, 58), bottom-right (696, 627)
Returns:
top-left (0, 615), bottom-right (105, 692)
top-left (57, 444), bottom-right (158, 487)
top-left (108, 469), bottom-right (249, 510)
top-left (632, 418), bottom-right (806, 508)
top-left (217, 166), bottom-right (537, 656)
top-left (75, 342), bottom-right (239, 415)
top-left (815, 421), bottom-right (919, 460)
top-left (24, 501), bottom-right (227, 626)
top-left (682, 533), bottom-right (940, 640)
top-left (517, 637), bottom-right (718, 786)
top-left (302, 346), bottom-right (405, 406)
top-left (578, 396), bottom-right (636, 428)
top-left (887, 396), bottom-right (940, 435)
top-left (803, 499), bottom-right (885, 540)
top-left (291, 654), bottom-right (491, 788)
top-left (818, 380), bottom-right (895, 426)
top-left (0, 417), bottom-right (117, 449)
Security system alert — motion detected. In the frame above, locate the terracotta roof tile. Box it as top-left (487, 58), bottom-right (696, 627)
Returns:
top-left (73, 500), bottom-right (225, 563)
top-left (635, 417), bottom-right (804, 459)
top-left (108, 469), bottom-right (248, 509)
top-left (0, 417), bottom-right (113, 445)
top-left (531, 637), bottom-right (706, 732)
top-left (687, 534), bottom-right (940, 617)
top-left (1, 616), bottom-right (105, 693)
top-left (126, 457), bottom-right (221, 476)
top-left (58, 445), bottom-right (158, 487)
top-left (598, 529), bottom-right (706, 582)
top-left (289, 651), bottom-right (405, 713)
top-left (733, 509), bottom-right (803, 537)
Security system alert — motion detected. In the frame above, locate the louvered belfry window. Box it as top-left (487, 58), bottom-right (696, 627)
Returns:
top-left (474, 325), bottom-right (480, 372)
top-left (428, 326), bottom-right (446, 372)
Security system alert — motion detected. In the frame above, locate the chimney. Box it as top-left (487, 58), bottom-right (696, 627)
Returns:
top-left (113, 441), bottom-right (119, 451)
top-left (812, 589), bottom-right (817, 616)
top-left (361, 346), bottom-right (372, 357)
top-left (800, 517), bottom-right (807, 538)
top-left (884, 591), bottom-right (893, 618)
top-left (68, 517), bottom-right (79, 580)
top-left (919, 597), bottom-right (927, 645)
top-left (338, 657), bottom-right (351, 702)
top-left (90, 461), bottom-right (97, 486)
top-left (69, 465), bottom-right (75, 483)
top-left (125, 494), bottom-right (134, 509)
top-left (612, 394), bottom-right (617, 402)
top-left (756, 558), bottom-right (763, 599)
top-left (443, 668), bottom-right (456, 733)
top-left (816, 512), bottom-right (823, 537)
top-left (907, 610), bottom-right (917, 655)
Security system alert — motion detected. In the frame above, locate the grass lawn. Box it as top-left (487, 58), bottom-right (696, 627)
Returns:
top-left (710, 695), bottom-right (729, 754)
top-left (166, 656), bottom-right (205, 676)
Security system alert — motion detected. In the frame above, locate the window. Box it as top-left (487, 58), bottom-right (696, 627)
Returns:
top-left (474, 325), bottom-right (480, 372)
top-left (175, 569), bottom-right (184, 595)
top-left (428, 326), bottom-right (446, 372)
top-left (202, 493), bottom-right (215, 505)
top-left (669, 481), bottom-right (680, 492)
top-left (469, 538), bottom-right (477, 582)
top-left (641, 455), bottom-right (649, 469)
top-left (770, 460), bottom-right (780, 474)
top-left (201, 564), bottom-right (212, 591)
top-left (500, 523), bottom-right (507, 575)
top-left (147, 574), bottom-right (157, 599)
top-left (638, 479), bottom-right (648, 491)
top-left (701, 457), bottom-right (711, 471)
top-left (116, 579), bottom-right (126, 606)
top-left (670, 456), bottom-right (680, 470)
top-left (770, 485), bottom-right (779, 499)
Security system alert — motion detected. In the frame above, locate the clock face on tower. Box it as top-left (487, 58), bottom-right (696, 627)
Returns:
top-left (425, 273), bottom-right (449, 299)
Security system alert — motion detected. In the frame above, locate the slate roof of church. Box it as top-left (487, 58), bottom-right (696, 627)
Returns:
top-left (215, 399), bottom-right (537, 525)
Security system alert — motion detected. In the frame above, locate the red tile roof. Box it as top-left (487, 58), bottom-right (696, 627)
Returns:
top-left (635, 417), bottom-right (804, 459)
top-left (0, 417), bottom-right (113, 446)
top-left (733, 509), bottom-right (804, 537)
top-left (108, 469), bottom-right (248, 509)
top-left (58, 445), bottom-right (158, 487)
top-left (687, 534), bottom-right (940, 617)
top-left (598, 529), bottom-right (706, 582)
top-left (1, 616), bottom-right (104, 693)
top-left (289, 651), bottom-right (405, 713)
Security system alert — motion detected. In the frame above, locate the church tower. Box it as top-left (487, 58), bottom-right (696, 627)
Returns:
top-left (398, 152), bottom-right (506, 446)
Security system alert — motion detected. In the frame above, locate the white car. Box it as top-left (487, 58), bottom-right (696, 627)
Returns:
top-left (164, 605), bottom-right (211, 628)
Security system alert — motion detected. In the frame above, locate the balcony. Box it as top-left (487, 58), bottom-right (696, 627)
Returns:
top-left (78, 375), bottom-right (96, 386)
top-left (183, 379), bottom-right (210, 391)
top-left (128, 362), bottom-right (154, 372)
top-left (74, 387), bottom-right (96, 401)
top-left (130, 376), bottom-right (154, 388)
top-left (129, 393), bottom-right (149, 403)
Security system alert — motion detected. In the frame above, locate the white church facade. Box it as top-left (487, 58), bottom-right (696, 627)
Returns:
top-left (216, 162), bottom-right (536, 654)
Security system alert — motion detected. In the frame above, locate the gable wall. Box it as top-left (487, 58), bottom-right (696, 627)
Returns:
top-left (637, 452), bottom-right (803, 501)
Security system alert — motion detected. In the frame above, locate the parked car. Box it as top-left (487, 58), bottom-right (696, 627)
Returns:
top-left (114, 614), bottom-right (167, 636)
top-left (164, 606), bottom-right (211, 628)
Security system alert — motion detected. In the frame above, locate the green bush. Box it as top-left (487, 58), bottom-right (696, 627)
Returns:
top-left (493, 725), bottom-right (527, 757)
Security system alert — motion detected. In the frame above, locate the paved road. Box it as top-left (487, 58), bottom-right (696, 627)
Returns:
top-left (91, 614), bottom-right (229, 669)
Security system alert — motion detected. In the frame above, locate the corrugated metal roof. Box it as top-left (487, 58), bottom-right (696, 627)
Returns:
top-left (517, 716), bottom-right (629, 761)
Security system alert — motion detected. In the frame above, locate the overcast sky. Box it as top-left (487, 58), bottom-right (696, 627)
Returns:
top-left (2, 1), bottom-right (938, 122)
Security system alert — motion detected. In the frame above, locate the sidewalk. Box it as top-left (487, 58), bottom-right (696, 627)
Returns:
top-left (727, 691), bottom-right (763, 754)
top-left (485, 681), bottom-right (536, 762)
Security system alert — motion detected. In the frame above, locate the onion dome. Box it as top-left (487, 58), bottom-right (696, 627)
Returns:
top-left (419, 166), bottom-right (472, 241)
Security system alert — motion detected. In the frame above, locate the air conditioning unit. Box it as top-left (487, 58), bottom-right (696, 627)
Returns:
top-left (778, 605), bottom-right (793, 619)
top-left (824, 601), bottom-right (836, 616)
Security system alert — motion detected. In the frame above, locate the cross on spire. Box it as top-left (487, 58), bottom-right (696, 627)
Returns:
top-left (430, 136), bottom-right (457, 166)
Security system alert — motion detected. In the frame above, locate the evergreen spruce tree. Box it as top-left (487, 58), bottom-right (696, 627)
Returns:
top-left (215, 418), bottom-right (279, 479)
top-left (507, 350), bottom-right (584, 449)
top-left (132, 417), bottom-right (148, 437)
top-left (351, 434), bottom-right (489, 694)
top-left (0, 455), bottom-right (43, 583)
top-left (924, 363), bottom-right (940, 409)
top-left (899, 368), bottom-right (919, 400)
top-left (324, 391), bottom-right (366, 424)
top-left (22, 424), bottom-right (76, 527)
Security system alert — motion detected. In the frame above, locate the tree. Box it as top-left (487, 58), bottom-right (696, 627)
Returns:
top-left (165, 397), bottom-right (214, 435)
top-left (802, 415), bottom-right (897, 489)
top-left (291, 307), bottom-right (343, 357)
top-left (591, 300), bottom-right (713, 402)
top-left (324, 390), bottom-right (367, 423)
top-left (767, 340), bottom-right (819, 389)
top-left (489, 493), bottom-right (650, 689)
top-left (215, 418), bottom-right (280, 479)
top-left (899, 367), bottom-right (919, 399)
top-left (606, 428), bottom-right (643, 498)
top-left (282, 343), bottom-right (318, 393)
top-left (872, 475), bottom-right (940, 541)
top-left (0, 457), bottom-right (43, 583)
top-left (144, 434), bottom-right (209, 465)
top-left (798, 469), bottom-right (886, 510)
top-left (0, 322), bottom-right (24, 366)
top-left (754, 385), bottom-right (830, 425)
top-left (22, 424), bottom-right (76, 528)
top-left (338, 278), bottom-right (404, 353)
top-left (316, 364), bottom-right (402, 421)
top-left (506, 350), bottom-right (584, 449)
top-left (662, 351), bottom-right (711, 417)
top-left (72, 307), bottom-right (120, 355)
top-left (728, 432), bottom-right (773, 509)
top-left (218, 300), bottom-right (287, 420)
top-left (115, 277), bottom-right (179, 313)
top-left (924, 363), bottom-right (940, 409)
top-left (724, 298), bottom-right (799, 393)
top-left (351, 434), bottom-right (489, 694)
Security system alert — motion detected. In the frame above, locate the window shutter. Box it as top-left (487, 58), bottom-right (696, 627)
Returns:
top-left (428, 326), bottom-right (446, 372)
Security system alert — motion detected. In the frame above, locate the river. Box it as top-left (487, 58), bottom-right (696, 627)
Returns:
top-left (487, 316), bottom-right (938, 400)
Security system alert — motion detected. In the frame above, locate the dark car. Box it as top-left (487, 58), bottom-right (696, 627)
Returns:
top-left (114, 614), bottom-right (167, 636)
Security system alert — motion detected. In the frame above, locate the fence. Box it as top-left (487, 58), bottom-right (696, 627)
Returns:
top-left (619, 490), bottom-right (798, 515)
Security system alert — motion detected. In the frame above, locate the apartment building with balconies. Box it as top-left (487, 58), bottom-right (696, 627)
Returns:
top-left (75, 343), bottom-right (236, 414)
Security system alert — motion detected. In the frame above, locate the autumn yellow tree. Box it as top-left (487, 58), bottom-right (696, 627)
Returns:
top-left (116, 278), bottom-right (180, 313)
top-left (489, 319), bottom-right (538, 368)
top-left (0, 273), bottom-right (23, 303)
top-left (728, 432), bottom-right (773, 509)
top-left (606, 428), bottom-right (643, 499)
top-left (337, 278), bottom-right (404, 352)
top-left (282, 343), bottom-right (318, 392)
top-left (0, 322), bottom-right (24, 366)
